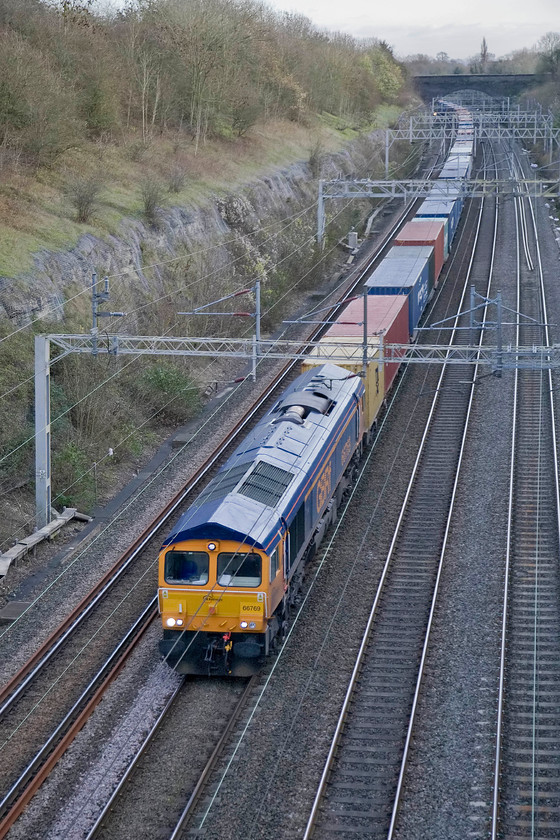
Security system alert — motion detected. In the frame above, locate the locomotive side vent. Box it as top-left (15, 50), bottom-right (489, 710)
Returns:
top-left (238, 461), bottom-right (295, 507)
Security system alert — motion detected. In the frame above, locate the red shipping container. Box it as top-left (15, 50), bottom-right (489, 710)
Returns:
top-left (393, 220), bottom-right (445, 285)
top-left (325, 294), bottom-right (409, 393)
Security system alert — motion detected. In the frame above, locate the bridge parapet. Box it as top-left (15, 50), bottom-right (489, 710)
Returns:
top-left (413, 74), bottom-right (551, 101)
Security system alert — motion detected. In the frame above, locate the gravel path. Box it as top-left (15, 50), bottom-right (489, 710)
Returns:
top-left (7, 625), bottom-right (182, 840)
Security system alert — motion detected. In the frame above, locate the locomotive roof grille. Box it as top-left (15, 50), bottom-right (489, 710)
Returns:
top-left (238, 461), bottom-right (295, 507)
top-left (193, 462), bottom-right (249, 507)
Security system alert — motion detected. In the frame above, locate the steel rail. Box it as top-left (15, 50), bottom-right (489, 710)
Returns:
top-left (0, 601), bottom-right (157, 839)
top-left (388, 140), bottom-right (499, 838)
top-left (516, 149), bottom-right (560, 550)
top-left (491, 179), bottom-right (521, 840)
top-left (84, 676), bottom-right (187, 839)
top-left (490, 144), bottom-right (560, 839)
top-left (167, 677), bottom-right (258, 840)
top-left (303, 145), bottom-right (495, 840)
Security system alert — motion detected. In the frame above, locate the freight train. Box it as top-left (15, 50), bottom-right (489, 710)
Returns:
top-left (158, 101), bottom-right (474, 675)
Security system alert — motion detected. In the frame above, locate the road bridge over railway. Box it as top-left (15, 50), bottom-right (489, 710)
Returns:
top-left (413, 74), bottom-right (551, 101)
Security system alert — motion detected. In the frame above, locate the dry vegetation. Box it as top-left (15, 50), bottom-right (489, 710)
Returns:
top-left (0, 0), bottom-right (413, 542)
top-left (0, 0), bottom-right (406, 166)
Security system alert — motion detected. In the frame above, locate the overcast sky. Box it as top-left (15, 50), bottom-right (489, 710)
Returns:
top-left (265, 0), bottom-right (558, 60)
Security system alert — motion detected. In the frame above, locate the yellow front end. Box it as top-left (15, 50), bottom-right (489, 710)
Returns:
top-left (158, 538), bottom-right (283, 674)
top-left (158, 539), bottom-right (268, 633)
top-left (159, 580), bottom-right (267, 634)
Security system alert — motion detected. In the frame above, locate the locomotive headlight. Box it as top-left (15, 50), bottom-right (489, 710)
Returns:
top-left (208, 542), bottom-right (216, 551)
top-left (166, 617), bottom-right (177, 627)
top-left (240, 620), bottom-right (249, 629)
top-left (249, 622), bottom-right (256, 629)
top-left (176, 619), bottom-right (183, 626)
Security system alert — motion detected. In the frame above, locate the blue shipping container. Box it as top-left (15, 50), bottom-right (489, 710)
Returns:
top-left (432, 179), bottom-right (463, 208)
top-left (365, 254), bottom-right (430, 335)
top-left (430, 180), bottom-right (463, 212)
top-left (384, 245), bottom-right (435, 293)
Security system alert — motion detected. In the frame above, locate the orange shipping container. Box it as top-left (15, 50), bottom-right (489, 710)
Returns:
top-left (393, 220), bottom-right (445, 284)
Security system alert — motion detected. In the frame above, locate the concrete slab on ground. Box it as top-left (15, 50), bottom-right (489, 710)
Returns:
top-left (0, 600), bottom-right (32, 623)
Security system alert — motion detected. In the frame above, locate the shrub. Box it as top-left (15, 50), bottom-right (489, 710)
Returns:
top-left (51, 440), bottom-right (95, 509)
top-left (127, 140), bottom-right (148, 162)
top-left (168, 164), bottom-right (187, 193)
top-left (309, 139), bottom-right (324, 178)
top-left (137, 362), bottom-right (201, 424)
top-left (140, 178), bottom-right (166, 228)
top-left (80, 77), bottom-right (120, 138)
top-left (64, 174), bottom-right (103, 223)
top-left (231, 97), bottom-right (261, 137)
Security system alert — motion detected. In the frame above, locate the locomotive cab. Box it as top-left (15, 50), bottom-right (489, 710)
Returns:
top-left (158, 538), bottom-right (284, 675)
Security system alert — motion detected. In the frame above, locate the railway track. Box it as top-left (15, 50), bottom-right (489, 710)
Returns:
top-left (0, 145), bottom-right (445, 837)
top-left (80, 128), bottom-right (560, 840)
top-left (0, 602), bottom-right (156, 839)
top-left (83, 676), bottom-right (257, 840)
top-left (302, 143), bottom-right (500, 840)
top-left (491, 149), bottom-right (560, 838)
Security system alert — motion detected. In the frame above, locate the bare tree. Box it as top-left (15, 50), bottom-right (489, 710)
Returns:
top-left (536, 31), bottom-right (560, 75)
top-left (480, 37), bottom-right (489, 72)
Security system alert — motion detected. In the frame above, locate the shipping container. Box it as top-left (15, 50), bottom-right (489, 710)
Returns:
top-left (394, 220), bottom-right (445, 282)
top-left (442, 153), bottom-right (472, 171)
top-left (446, 151), bottom-right (472, 163)
top-left (412, 215), bottom-right (449, 258)
top-left (320, 294), bottom-right (409, 393)
top-left (417, 196), bottom-right (461, 242)
top-left (440, 157), bottom-right (472, 179)
top-left (302, 336), bottom-right (383, 432)
top-left (434, 181), bottom-right (464, 225)
top-left (385, 245), bottom-right (435, 294)
top-left (366, 254), bottom-right (430, 335)
top-left (450, 141), bottom-right (473, 156)
top-left (431, 179), bottom-right (463, 202)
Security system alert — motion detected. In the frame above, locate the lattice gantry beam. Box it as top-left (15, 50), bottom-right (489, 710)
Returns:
top-left (35, 330), bottom-right (560, 529)
top-left (386, 126), bottom-right (558, 144)
top-left (317, 176), bottom-right (560, 243)
top-left (397, 112), bottom-right (554, 130)
top-left (47, 334), bottom-right (560, 370)
top-left (319, 178), bottom-right (560, 201)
